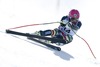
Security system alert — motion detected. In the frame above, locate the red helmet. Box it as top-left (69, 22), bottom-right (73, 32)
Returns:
top-left (69, 9), bottom-right (80, 19)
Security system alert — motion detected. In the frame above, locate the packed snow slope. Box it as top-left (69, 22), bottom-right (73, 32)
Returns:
top-left (0, 0), bottom-right (100, 67)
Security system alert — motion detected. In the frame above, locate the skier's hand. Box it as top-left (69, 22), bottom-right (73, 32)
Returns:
top-left (61, 19), bottom-right (69, 25)
top-left (71, 23), bottom-right (79, 30)
top-left (60, 20), bottom-right (69, 26)
top-left (68, 22), bottom-right (79, 30)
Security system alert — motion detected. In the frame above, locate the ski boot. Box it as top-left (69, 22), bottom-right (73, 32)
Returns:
top-left (33, 31), bottom-right (51, 44)
top-left (55, 43), bottom-right (65, 46)
top-left (27, 31), bottom-right (41, 40)
top-left (33, 31), bottom-right (41, 36)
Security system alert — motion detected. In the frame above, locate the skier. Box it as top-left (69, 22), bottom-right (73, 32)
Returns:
top-left (33, 9), bottom-right (82, 46)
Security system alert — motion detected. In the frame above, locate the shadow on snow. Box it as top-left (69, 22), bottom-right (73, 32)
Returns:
top-left (9, 34), bottom-right (74, 61)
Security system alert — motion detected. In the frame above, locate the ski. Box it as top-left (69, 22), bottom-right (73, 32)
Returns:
top-left (6, 30), bottom-right (61, 51)
top-left (28, 37), bottom-right (61, 51)
top-left (6, 29), bottom-right (66, 43)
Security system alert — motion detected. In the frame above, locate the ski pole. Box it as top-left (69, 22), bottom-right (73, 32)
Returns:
top-left (75, 33), bottom-right (96, 59)
top-left (8, 22), bottom-right (60, 30)
top-left (69, 24), bottom-right (96, 59)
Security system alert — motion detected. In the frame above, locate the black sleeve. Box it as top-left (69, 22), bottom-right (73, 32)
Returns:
top-left (60, 16), bottom-right (70, 26)
top-left (71, 21), bottom-right (82, 30)
top-left (61, 16), bottom-right (69, 21)
top-left (77, 21), bottom-right (82, 29)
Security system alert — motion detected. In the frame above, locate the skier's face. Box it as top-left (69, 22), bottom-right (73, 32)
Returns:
top-left (70, 18), bottom-right (77, 22)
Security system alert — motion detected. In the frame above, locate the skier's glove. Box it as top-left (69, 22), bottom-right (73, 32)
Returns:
top-left (60, 20), bottom-right (69, 26)
top-left (68, 22), bottom-right (79, 30)
top-left (61, 19), bottom-right (69, 24)
top-left (71, 24), bottom-right (79, 30)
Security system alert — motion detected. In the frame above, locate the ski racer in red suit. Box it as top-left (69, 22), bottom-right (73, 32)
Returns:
top-left (34, 9), bottom-right (82, 46)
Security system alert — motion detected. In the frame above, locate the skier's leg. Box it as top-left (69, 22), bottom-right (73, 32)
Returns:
top-left (34, 30), bottom-right (52, 36)
top-left (34, 29), bottom-right (57, 36)
top-left (51, 35), bottom-right (65, 46)
top-left (39, 30), bottom-right (53, 36)
top-left (65, 34), bottom-right (73, 44)
top-left (51, 34), bottom-right (73, 46)
top-left (33, 29), bottom-right (56, 43)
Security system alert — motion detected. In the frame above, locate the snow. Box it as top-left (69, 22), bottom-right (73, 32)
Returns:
top-left (0, 0), bottom-right (100, 67)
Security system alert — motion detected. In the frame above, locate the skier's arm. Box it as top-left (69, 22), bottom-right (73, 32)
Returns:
top-left (60, 16), bottom-right (70, 26)
top-left (69, 21), bottom-right (82, 30)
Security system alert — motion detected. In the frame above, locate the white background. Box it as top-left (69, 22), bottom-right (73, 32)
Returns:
top-left (0, 0), bottom-right (100, 67)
